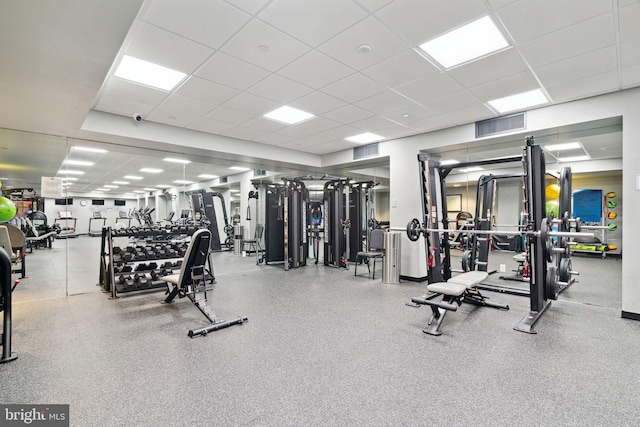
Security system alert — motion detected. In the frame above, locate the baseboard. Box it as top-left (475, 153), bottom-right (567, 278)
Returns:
top-left (621, 311), bottom-right (640, 321)
top-left (400, 275), bottom-right (427, 283)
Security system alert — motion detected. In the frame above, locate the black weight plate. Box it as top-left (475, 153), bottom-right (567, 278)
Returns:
top-left (559, 257), bottom-right (572, 283)
top-left (546, 265), bottom-right (559, 300)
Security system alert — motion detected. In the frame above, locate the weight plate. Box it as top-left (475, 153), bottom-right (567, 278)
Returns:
top-left (545, 239), bottom-right (554, 263)
top-left (606, 200), bottom-right (617, 208)
top-left (574, 218), bottom-right (582, 232)
top-left (559, 257), bottom-right (572, 283)
top-left (607, 211), bottom-right (617, 220)
top-left (546, 265), bottom-right (559, 301)
top-left (461, 250), bottom-right (472, 272)
top-left (406, 218), bottom-right (421, 242)
top-left (605, 192), bottom-right (617, 199)
top-left (608, 223), bottom-right (618, 231)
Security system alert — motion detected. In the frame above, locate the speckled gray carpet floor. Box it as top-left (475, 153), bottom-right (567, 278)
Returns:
top-left (2, 242), bottom-right (638, 426)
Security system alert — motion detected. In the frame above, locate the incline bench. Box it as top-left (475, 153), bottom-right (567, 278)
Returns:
top-left (410, 271), bottom-right (509, 336)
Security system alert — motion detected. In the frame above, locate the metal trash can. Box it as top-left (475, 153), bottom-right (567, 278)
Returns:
top-left (383, 231), bottom-right (401, 284)
top-left (233, 225), bottom-right (244, 255)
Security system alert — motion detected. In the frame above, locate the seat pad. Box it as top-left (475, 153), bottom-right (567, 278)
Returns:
top-left (448, 271), bottom-right (488, 287)
top-left (161, 274), bottom-right (180, 285)
top-left (427, 282), bottom-right (466, 296)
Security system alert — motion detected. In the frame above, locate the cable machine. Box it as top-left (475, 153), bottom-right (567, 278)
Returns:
top-left (188, 190), bottom-right (233, 251)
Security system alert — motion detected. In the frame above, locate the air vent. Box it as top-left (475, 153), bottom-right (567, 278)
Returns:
top-left (476, 113), bottom-right (526, 138)
top-left (253, 169), bottom-right (266, 177)
top-left (219, 176), bottom-right (228, 184)
top-left (353, 143), bottom-right (379, 160)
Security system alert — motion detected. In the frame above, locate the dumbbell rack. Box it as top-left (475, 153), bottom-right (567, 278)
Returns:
top-left (99, 226), bottom-right (197, 299)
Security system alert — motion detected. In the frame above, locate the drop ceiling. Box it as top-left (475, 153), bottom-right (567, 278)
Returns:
top-left (0, 0), bottom-right (636, 193)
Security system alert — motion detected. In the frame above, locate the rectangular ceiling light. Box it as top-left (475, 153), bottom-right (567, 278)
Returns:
top-left (163, 157), bottom-right (191, 164)
top-left (173, 180), bottom-right (194, 185)
top-left (345, 132), bottom-right (383, 144)
top-left (61, 177), bottom-right (78, 181)
top-left (543, 142), bottom-right (582, 151)
top-left (229, 166), bottom-right (250, 171)
top-left (124, 175), bottom-right (143, 180)
top-left (103, 185), bottom-right (118, 188)
top-left (440, 159), bottom-right (460, 165)
top-left (96, 188), bottom-right (110, 191)
top-left (557, 155), bottom-right (591, 162)
top-left (112, 181), bottom-right (129, 185)
top-left (140, 168), bottom-right (164, 173)
top-left (156, 184), bottom-right (172, 188)
top-left (418, 16), bottom-right (509, 69)
top-left (198, 174), bottom-right (219, 179)
top-left (143, 188), bottom-right (157, 191)
top-left (488, 89), bottom-right (548, 113)
top-left (114, 55), bottom-right (186, 91)
top-left (133, 190), bottom-right (146, 194)
top-left (458, 166), bottom-right (484, 173)
top-left (72, 146), bottom-right (107, 153)
top-left (58, 170), bottom-right (84, 175)
top-left (263, 106), bottom-right (315, 125)
top-left (63, 159), bottom-right (94, 166)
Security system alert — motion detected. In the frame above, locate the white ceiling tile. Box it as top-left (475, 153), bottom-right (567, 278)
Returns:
top-left (295, 116), bottom-right (342, 133)
top-left (146, 108), bottom-right (200, 127)
top-left (205, 106), bottom-right (256, 125)
top-left (323, 104), bottom-right (374, 124)
top-left (318, 17), bottom-right (409, 71)
top-left (294, 133), bottom-right (339, 146)
top-left (322, 73), bottom-right (386, 103)
top-left (243, 116), bottom-right (288, 132)
top-left (376, 0), bottom-right (488, 45)
top-left (188, 117), bottom-right (237, 134)
top-left (258, 0), bottom-right (367, 47)
top-left (246, 74), bottom-right (313, 104)
top-left (439, 104), bottom-right (496, 125)
top-left (223, 0), bottom-right (271, 15)
top-left (534, 46), bottom-right (617, 87)
top-left (102, 78), bottom-right (168, 105)
top-left (486, 0), bottom-right (519, 9)
top-left (355, 0), bottom-right (395, 13)
top-left (222, 126), bottom-right (267, 140)
top-left (289, 91), bottom-right (346, 115)
top-left (469, 71), bottom-right (541, 101)
top-left (404, 114), bottom-right (455, 133)
top-left (374, 124), bottom-right (416, 139)
top-left (620, 37), bottom-right (640, 67)
top-left (157, 93), bottom-right (216, 117)
top-left (447, 48), bottom-right (528, 88)
top-left (272, 125), bottom-right (317, 139)
top-left (221, 20), bottom-right (310, 72)
top-left (278, 50), bottom-right (355, 89)
top-left (94, 96), bottom-right (155, 118)
top-left (196, 52), bottom-right (270, 90)
top-left (517, 13), bottom-right (616, 68)
top-left (125, 22), bottom-right (213, 74)
top-left (176, 76), bottom-right (240, 106)
top-left (382, 103), bottom-right (434, 124)
top-left (253, 132), bottom-right (294, 145)
top-left (143, 0), bottom-right (250, 49)
top-left (355, 90), bottom-right (415, 114)
top-left (619, 2), bottom-right (640, 41)
top-left (497, 0), bottom-right (612, 44)
top-left (324, 125), bottom-right (362, 139)
top-left (621, 63), bottom-right (640, 89)
top-left (351, 115), bottom-right (399, 131)
top-left (394, 73), bottom-right (463, 104)
top-left (546, 70), bottom-right (619, 103)
top-left (223, 92), bottom-right (280, 116)
top-left (361, 50), bottom-right (440, 88)
top-left (419, 90), bottom-right (482, 113)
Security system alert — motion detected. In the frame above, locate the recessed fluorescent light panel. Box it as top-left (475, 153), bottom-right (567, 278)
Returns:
top-left (143, 188), bottom-right (157, 191)
top-left (133, 190), bottom-right (146, 194)
top-left (114, 55), bottom-right (186, 91)
top-left (557, 155), bottom-right (591, 162)
top-left (72, 146), bottom-right (107, 153)
top-left (345, 132), bottom-right (383, 144)
top-left (488, 89), bottom-right (548, 113)
top-left (156, 184), bottom-right (172, 188)
top-left (459, 166), bottom-right (484, 173)
top-left (263, 106), bottom-right (315, 125)
top-left (112, 181), bottom-right (129, 185)
top-left (61, 177), bottom-right (78, 181)
top-left (63, 159), bottom-right (94, 166)
top-left (96, 188), bottom-right (110, 191)
top-left (440, 159), bottom-right (460, 166)
top-left (123, 175), bottom-right (143, 180)
top-left (418, 16), bottom-right (509, 69)
top-left (543, 142), bottom-right (582, 151)
top-left (163, 157), bottom-right (191, 164)
top-left (58, 170), bottom-right (84, 175)
top-left (140, 168), bottom-right (163, 173)
top-left (103, 185), bottom-right (118, 188)
top-left (229, 166), bottom-right (250, 171)
top-left (173, 180), bottom-right (194, 184)
top-left (198, 174), bottom-right (219, 179)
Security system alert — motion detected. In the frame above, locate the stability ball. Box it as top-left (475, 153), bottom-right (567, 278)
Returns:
top-left (545, 183), bottom-right (560, 200)
top-left (546, 200), bottom-right (559, 219)
top-left (0, 197), bottom-right (17, 223)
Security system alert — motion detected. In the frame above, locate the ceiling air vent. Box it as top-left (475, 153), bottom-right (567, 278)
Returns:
top-left (353, 143), bottom-right (379, 160)
top-left (476, 113), bottom-right (526, 138)
top-left (219, 176), bottom-right (228, 184)
top-left (253, 169), bottom-right (266, 177)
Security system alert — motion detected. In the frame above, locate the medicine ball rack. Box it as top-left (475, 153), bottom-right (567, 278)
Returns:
top-left (99, 226), bottom-right (214, 299)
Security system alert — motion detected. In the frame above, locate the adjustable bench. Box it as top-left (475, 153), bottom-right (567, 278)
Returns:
top-left (410, 271), bottom-right (509, 336)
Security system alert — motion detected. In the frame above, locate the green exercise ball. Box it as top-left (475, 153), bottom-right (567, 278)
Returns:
top-left (546, 200), bottom-right (559, 219)
top-left (0, 196), bottom-right (17, 223)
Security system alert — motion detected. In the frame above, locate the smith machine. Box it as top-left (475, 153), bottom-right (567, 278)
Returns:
top-left (406, 136), bottom-right (592, 333)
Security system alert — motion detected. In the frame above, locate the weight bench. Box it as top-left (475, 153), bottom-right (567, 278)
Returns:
top-left (410, 271), bottom-right (509, 336)
top-left (161, 228), bottom-right (247, 337)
